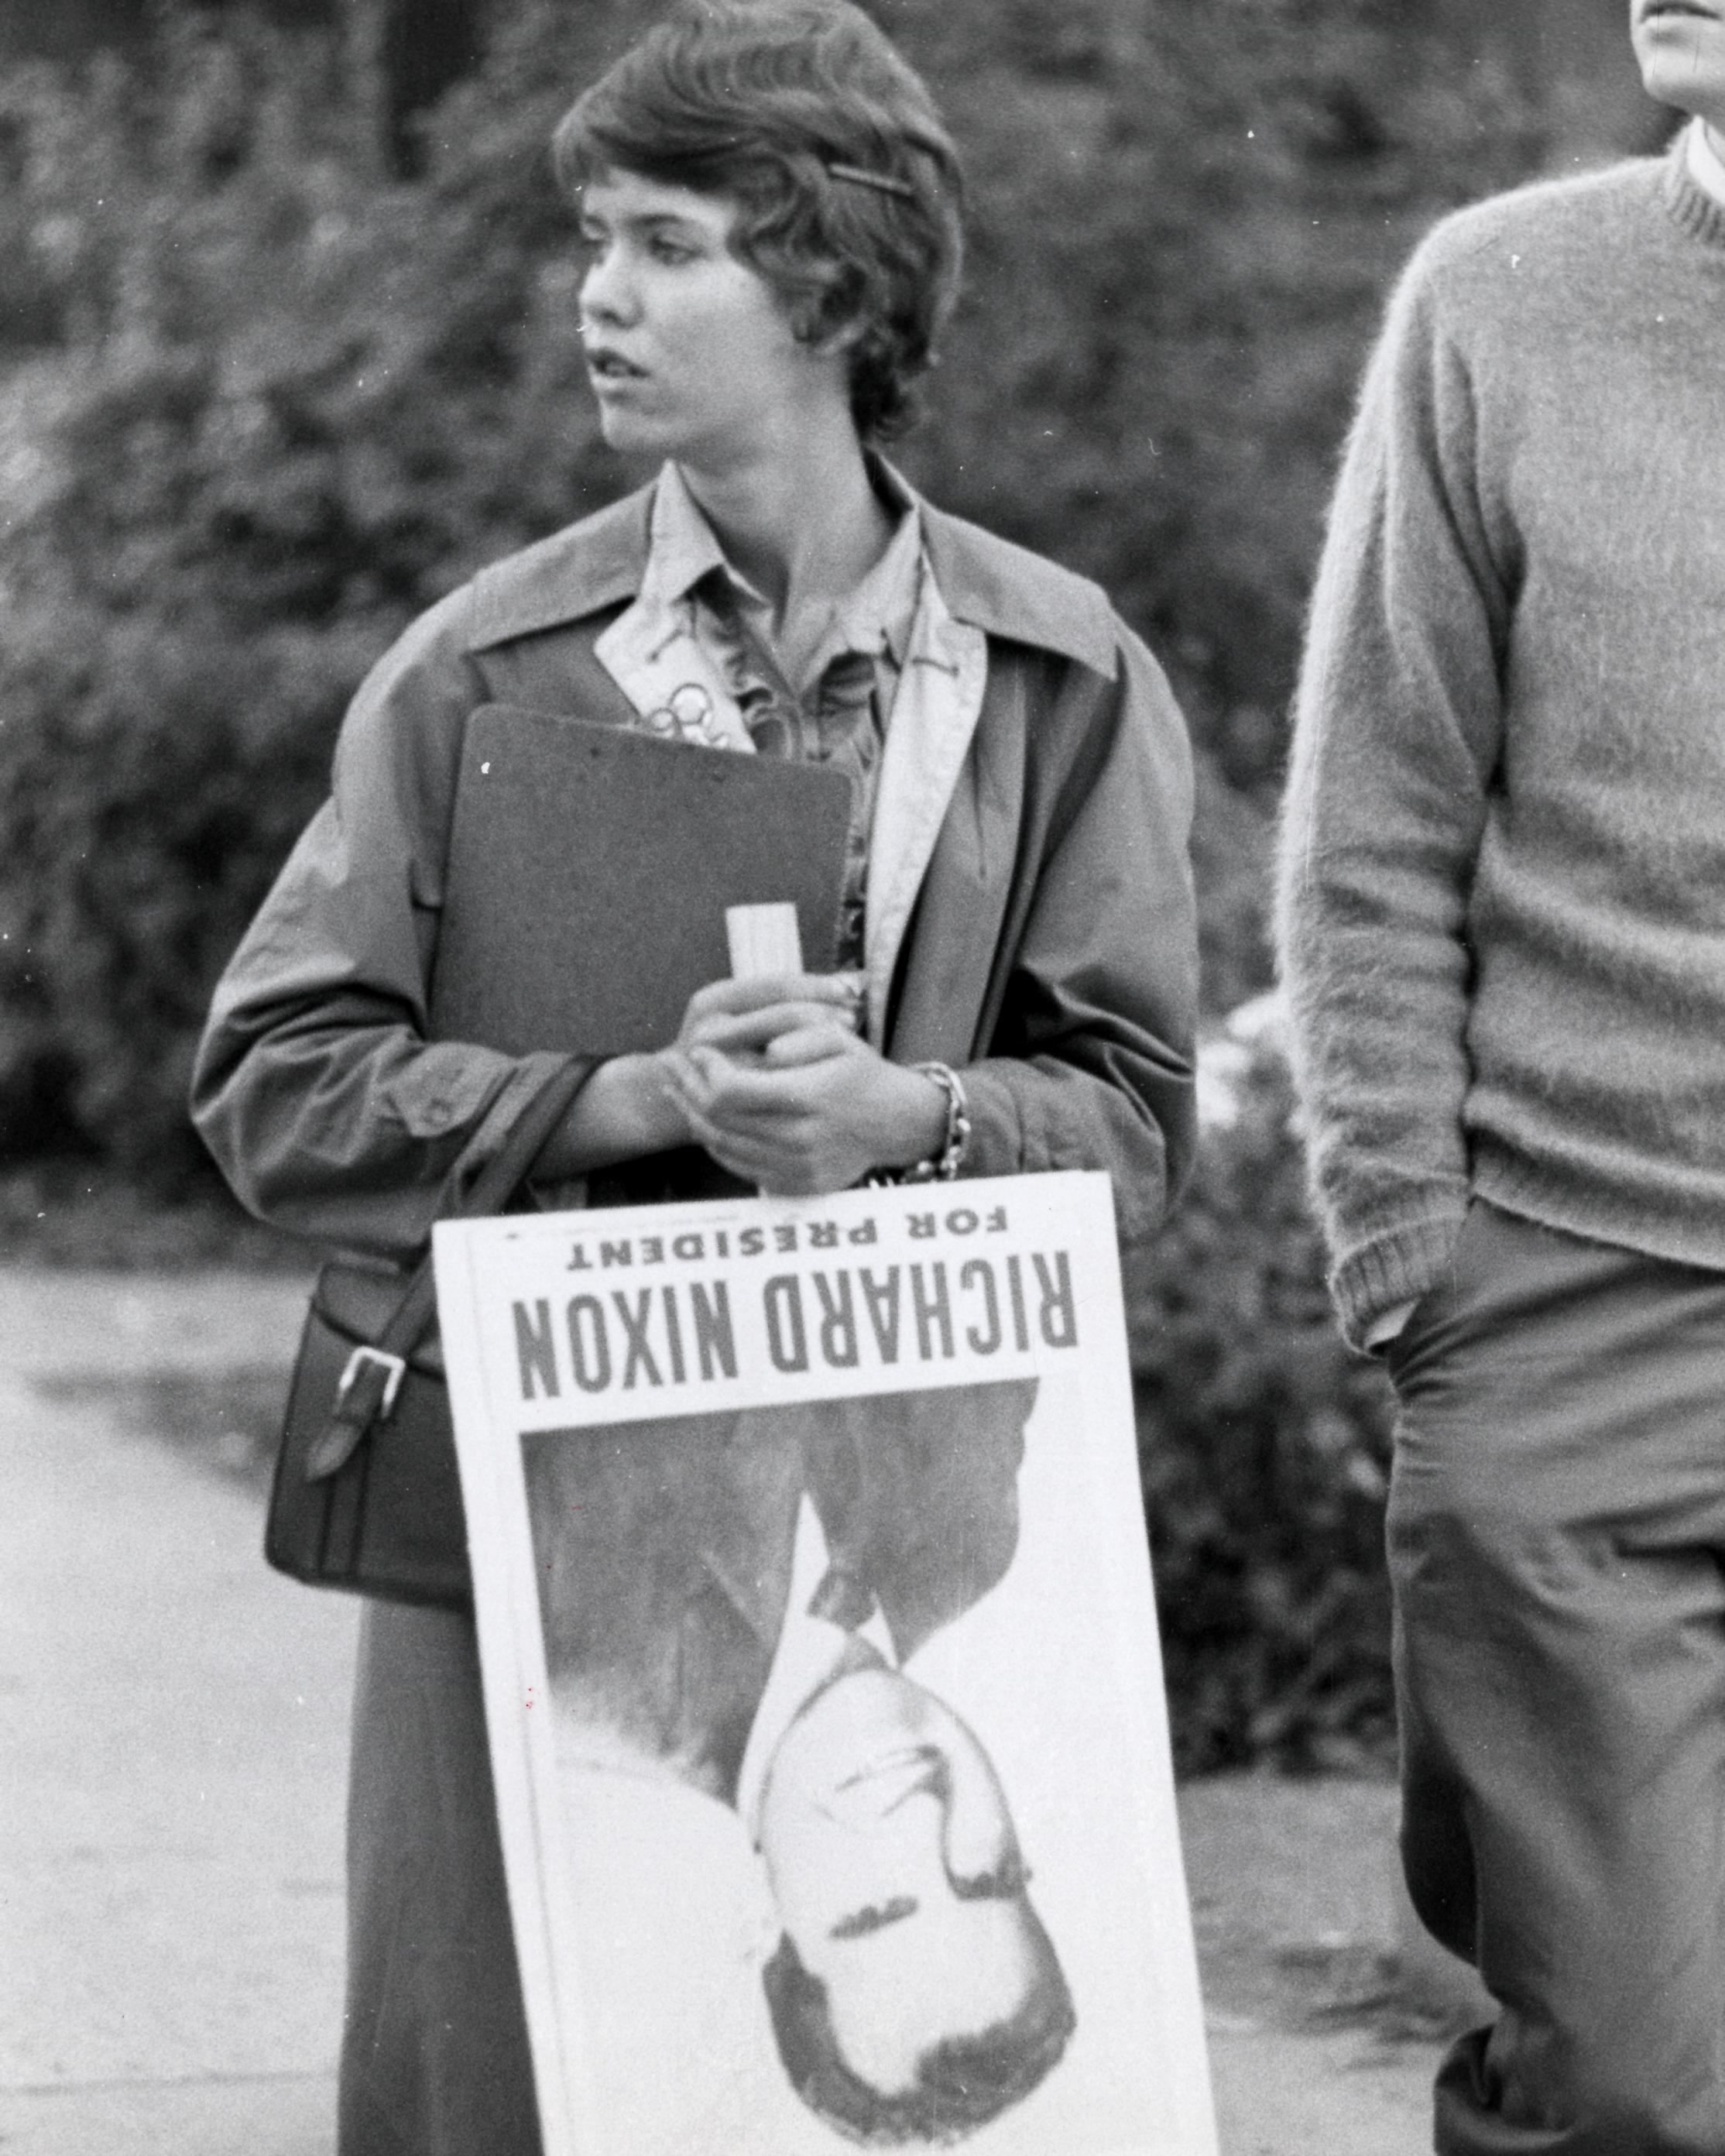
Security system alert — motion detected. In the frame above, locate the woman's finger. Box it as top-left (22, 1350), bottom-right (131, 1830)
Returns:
top-left (686, 1002), bottom-right (859, 1054)
top-left (657, 1047), bottom-right (712, 1111)
top-left (681, 1106), bottom-right (806, 1180)
top-left (761, 1023), bottom-right (857, 1069)
top-left (681, 971), bottom-right (861, 1029)
top-left (678, 1046), bottom-right (815, 1121)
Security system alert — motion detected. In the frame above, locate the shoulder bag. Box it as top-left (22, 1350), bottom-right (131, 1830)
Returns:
top-left (266, 1058), bottom-right (595, 1608)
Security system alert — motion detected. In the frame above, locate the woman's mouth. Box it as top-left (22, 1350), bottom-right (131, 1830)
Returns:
top-left (586, 348), bottom-right (649, 383)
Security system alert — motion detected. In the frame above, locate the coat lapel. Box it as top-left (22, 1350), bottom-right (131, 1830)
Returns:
top-left (885, 647), bottom-right (1032, 1066)
top-left (862, 576), bottom-right (988, 1045)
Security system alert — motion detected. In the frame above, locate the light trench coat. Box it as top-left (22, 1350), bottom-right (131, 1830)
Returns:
top-left (191, 474), bottom-right (1197, 2155)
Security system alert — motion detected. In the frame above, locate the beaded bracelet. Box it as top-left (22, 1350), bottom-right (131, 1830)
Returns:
top-left (893, 1061), bottom-right (971, 1184)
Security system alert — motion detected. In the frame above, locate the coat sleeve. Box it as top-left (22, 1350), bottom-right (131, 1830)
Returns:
top-left (959, 626), bottom-right (1199, 1280)
top-left (1274, 231), bottom-right (1511, 1351)
top-left (189, 586), bottom-right (568, 1257)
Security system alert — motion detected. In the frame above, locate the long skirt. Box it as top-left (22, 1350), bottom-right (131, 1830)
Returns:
top-left (338, 1599), bottom-right (541, 2156)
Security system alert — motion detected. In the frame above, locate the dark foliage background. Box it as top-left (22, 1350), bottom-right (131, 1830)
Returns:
top-left (0, 0), bottom-right (1564, 1761)
top-left (1137, 1036), bottom-right (1397, 1773)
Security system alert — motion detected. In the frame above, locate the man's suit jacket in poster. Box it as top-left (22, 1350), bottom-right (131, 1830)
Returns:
top-left (520, 1378), bottom-right (1037, 1806)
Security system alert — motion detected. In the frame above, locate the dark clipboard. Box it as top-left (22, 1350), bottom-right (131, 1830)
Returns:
top-left (427, 704), bottom-right (852, 1056)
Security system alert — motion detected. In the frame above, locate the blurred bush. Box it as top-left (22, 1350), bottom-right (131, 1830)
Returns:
top-left (0, 12), bottom-right (619, 1174)
top-left (1138, 1028), bottom-right (1397, 1772)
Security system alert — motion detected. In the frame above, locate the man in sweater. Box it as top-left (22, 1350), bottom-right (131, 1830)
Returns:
top-left (1277, 7), bottom-right (1725, 2151)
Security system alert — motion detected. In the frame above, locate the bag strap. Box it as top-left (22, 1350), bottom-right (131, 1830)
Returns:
top-left (305, 1056), bottom-right (597, 1479)
top-left (454, 1056), bottom-right (601, 1221)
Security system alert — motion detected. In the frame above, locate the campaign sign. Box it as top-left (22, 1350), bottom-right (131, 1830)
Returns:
top-left (434, 1171), bottom-right (1216, 2155)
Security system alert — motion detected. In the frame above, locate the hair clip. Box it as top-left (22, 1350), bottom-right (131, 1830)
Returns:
top-left (826, 161), bottom-right (916, 201)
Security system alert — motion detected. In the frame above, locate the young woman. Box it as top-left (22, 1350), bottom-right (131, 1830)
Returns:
top-left (193, 4), bottom-right (1197, 2148)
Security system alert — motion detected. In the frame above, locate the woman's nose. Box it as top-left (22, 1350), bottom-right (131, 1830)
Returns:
top-left (579, 247), bottom-right (638, 330)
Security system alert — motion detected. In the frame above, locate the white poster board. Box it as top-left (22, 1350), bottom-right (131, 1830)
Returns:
top-left (434, 1170), bottom-right (1216, 2155)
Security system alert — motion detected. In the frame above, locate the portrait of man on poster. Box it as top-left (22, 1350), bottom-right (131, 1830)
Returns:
top-left (520, 1378), bottom-right (1077, 2147)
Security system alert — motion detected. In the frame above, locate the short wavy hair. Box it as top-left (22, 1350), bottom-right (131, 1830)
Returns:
top-left (552, 0), bottom-right (964, 441)
top-left (760, 1920), bottom-right (1077, 2146)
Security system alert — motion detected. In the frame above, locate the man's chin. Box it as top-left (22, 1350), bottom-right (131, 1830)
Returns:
top-left (819, 1906), bottom-right (1043, 2099)
top-left (1634, 33), bottom-right (1725, 122)
top-left (1646, 79), bottom-right (1725, 127)
top-left (759, 1663), bottom-right (923, 1849)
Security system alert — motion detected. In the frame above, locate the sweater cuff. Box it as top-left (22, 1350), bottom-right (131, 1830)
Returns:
top-left (1329, 1210), bottom-right (1468, 1355)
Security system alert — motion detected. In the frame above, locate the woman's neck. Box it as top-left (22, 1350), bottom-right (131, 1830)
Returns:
top-left (676, 410), bottom-right (894, 626)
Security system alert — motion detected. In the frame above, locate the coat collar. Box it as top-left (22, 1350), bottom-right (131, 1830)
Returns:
top-left (465, 465), bottom-right (1120, 680)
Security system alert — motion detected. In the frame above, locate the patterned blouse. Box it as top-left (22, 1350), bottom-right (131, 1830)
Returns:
top-left (640, 462), bottom-right (924, 970)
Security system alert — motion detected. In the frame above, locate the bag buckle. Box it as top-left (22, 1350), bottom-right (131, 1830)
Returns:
top-left (337, 1345), bottom-right (407, 1421)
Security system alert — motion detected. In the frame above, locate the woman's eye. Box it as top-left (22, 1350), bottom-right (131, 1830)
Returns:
top-left (649, 238), bottom-right (695, 264)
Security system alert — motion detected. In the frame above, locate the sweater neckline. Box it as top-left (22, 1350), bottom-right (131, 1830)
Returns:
top-left (1661, 129), bottom-right (1725, 250)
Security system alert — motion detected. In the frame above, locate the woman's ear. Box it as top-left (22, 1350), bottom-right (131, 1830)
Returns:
top-left (807, 310), bottom-right (868, 359)
top-left (793, 264), bottom-right (869, 358)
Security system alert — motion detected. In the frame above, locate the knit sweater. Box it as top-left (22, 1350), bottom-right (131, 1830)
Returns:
top-left (1277, 135), bottom-right (1725, 1350)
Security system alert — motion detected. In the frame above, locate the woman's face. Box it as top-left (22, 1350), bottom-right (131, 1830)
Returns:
top-left (577, 167), bottom-right (850, 472)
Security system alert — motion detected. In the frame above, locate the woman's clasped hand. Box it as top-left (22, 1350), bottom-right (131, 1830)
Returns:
top-left (659, 973), bottom-right (948, 1195)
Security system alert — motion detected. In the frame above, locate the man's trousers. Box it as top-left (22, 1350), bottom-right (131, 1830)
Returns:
top-left (1387, 1200), bottom-right (1725, 2156)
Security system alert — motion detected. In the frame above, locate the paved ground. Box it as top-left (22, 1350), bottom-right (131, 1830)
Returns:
top-left (0, 1268), bottom-right (1478, 2154)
